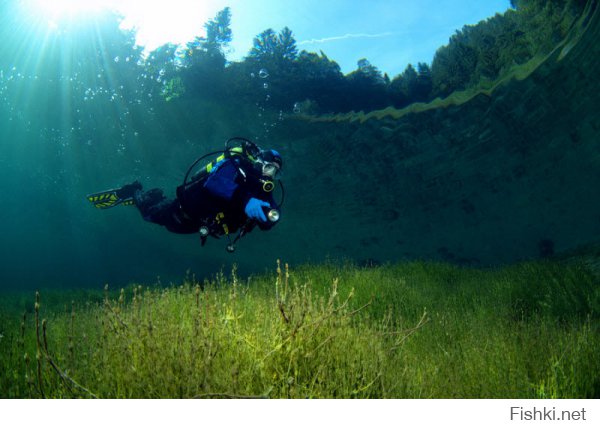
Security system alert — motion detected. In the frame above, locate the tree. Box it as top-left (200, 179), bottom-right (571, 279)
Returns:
top-left (245, 27), bottom-right (299, 107)
top-left (204, 7), bottom-right (233, 54)
top-left (345, 59), bottom-right (389, 111)
top-left (248, 27), bottom-right (298, 66)
top-left (353, 58), bottom-right (386, 83)
top-left (390, 62), bottom-right (431, 106)
top-left (401, 64), bottom-right (419, 100)
top-left (276, 27), bottom-right (298, 61)
top-left (144, 43), bottom-right (181, 100)
top-left (183, 7), bottom-right (232, 67)
top-left (389, 75), bottom-right (409, 108)
top-left (296, 50), bottom-right (343, 80)
top-left (249, 28), bottom-right (279, 60)
top-left (415, 62), bottom-right (433, 101)
top-left (179, 8), bottom-right (233, 97)
top-left (430, 27), bottom-right (479, 97)
top-left (293, 50), bottom-right (345, 112)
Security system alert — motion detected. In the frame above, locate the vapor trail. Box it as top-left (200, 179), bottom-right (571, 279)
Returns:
top-left (298, 32), bottom-right (395, 45)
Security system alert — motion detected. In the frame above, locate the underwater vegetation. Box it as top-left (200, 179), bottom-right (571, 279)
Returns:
top-left (1, 259), bottom-right (598, 399)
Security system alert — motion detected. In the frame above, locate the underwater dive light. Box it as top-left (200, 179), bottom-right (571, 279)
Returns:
top-left (266, 208), bottom-right (280, 223)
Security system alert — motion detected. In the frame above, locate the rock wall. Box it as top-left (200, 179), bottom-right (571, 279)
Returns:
top-left (254, 1), bottom-right (600, 267)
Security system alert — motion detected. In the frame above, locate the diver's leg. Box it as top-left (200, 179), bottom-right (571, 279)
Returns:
top-left (132, 188), bottom-right (170, 223)
top-left (115, 180), bottom-right (142, 200)
top-left (133, 189), bottom-right (197, 233)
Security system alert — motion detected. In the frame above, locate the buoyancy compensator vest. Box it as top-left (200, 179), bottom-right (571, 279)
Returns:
top-left (176, 137), bottom-right (284, 252)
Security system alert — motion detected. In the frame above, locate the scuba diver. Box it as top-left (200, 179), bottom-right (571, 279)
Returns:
top-left (87, 137), bottom-right (283, 252)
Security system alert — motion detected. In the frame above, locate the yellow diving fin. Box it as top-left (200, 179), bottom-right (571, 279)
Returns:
top-left (86, 189), bottom-right (135, 209)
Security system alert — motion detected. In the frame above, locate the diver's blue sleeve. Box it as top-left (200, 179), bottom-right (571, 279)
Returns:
top-left (203, 159), bottom-right (240, 201)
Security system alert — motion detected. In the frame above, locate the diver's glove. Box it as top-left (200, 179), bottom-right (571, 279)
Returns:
top-left (245, 198), bottom-right (270, 222)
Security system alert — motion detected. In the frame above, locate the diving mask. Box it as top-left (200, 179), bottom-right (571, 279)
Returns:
top-left (260, 161), bottom-right (281, 178)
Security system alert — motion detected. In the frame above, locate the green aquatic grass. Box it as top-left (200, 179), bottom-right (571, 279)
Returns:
top-left (0, 259), bottom-right (598, 398)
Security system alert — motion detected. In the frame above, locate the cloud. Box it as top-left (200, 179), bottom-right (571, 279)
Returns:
top-left (298, 32), bottom-right (395, 46)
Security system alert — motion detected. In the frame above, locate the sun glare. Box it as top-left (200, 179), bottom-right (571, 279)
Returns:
top-left (28, 0), bottom-right (219, 51)
top-left (32, 0), bottom-right (113, 17)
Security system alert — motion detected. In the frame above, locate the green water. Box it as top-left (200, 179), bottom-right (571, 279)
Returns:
top-left (0, 1), bottom-right (598, 293)
top-left (0, 6), bottom-right (266, 290)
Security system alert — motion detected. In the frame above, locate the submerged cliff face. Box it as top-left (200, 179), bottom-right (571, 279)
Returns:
top-left (252, 1), bottom-right (600, 267)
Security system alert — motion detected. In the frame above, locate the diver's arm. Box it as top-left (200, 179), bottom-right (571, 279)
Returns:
top-left (258, 193), bottom-right (279, 229)
top-left (203, 158), bottom-right (277, 225)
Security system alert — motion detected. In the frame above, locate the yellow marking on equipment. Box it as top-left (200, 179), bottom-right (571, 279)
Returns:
top-left (214, 212), bottom-right (229, 235)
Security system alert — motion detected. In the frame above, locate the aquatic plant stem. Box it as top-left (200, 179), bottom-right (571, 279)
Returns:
top-left (40, 304), bottom-right (98, 398)
top-left (34, 292), bottom-right (45, 398)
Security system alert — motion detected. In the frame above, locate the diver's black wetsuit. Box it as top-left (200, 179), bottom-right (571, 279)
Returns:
top-left (133, 157), bottom-right (278, 235)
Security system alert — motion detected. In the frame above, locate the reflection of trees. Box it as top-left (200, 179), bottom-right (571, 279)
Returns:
top-left (2, 1), bottom-right (587, 120)
top-left (163, 1), bottom-right (586, 114)
top-left (430, 0), bottom-right (587, 99)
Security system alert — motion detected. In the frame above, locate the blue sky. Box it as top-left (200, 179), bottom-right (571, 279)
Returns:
top-left (221, 0), bottom-right (513, 76)
top-left (30, 0), bottom-right (512, 77)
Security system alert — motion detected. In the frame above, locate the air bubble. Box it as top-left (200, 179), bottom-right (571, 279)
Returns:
top-left (259, 69), bottom-right (269, 79)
